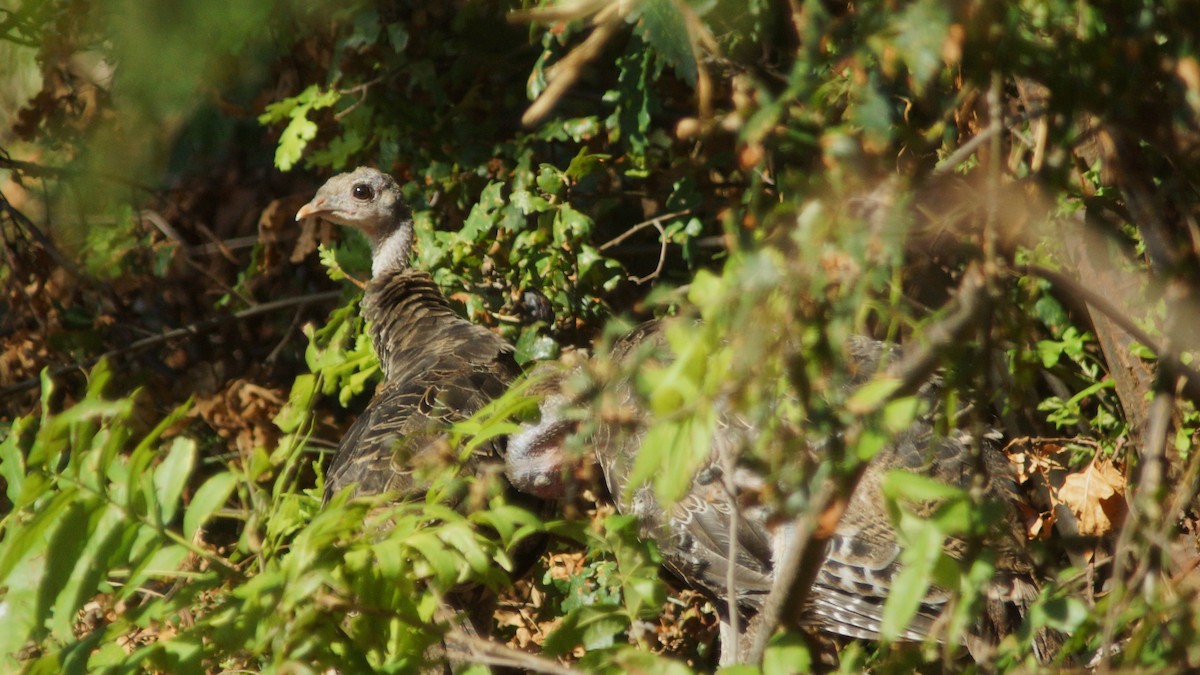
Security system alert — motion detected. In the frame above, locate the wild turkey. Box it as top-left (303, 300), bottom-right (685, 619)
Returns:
top-left (507, 321), bottom-right (1062, 664)
top-left (295, 166), bottom-right (521, 504)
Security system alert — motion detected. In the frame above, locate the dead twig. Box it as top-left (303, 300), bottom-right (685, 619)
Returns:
top-left (1, 189), bottom-right (85, 279)
top-left (445, 629), bottom-right (580, 675)
top-left (599, 209), bottom-right (695, 285)
top-left (673, 0), bottom-right (719, 121)
top-left (598, 209), bottom-right (694, 252)
top-left (334, 76), bottom-right (385, 121)
top-left (932, 118), bottom-right (1003, 178)
top-left (633, 219), bottom-right (667, 285)
top-left (715, 402), bottom-right (742, 663)
top-left (506, 0), bottom-right (611, 24)
top-left (140, 209), bottom-right (256, 305)
top-left (517, 1), bottom-right (625, 127)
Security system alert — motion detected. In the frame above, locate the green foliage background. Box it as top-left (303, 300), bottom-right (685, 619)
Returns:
top-left (2, 0), bottom-right (1200, 672)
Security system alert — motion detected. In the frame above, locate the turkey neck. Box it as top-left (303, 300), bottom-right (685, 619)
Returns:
top-left (369, 218), bottom-right (415, 278)
top-left (362, 270), bottom-right (473, 379)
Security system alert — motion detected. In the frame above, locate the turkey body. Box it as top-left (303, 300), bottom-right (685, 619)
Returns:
top-left (326, 269), bottom-right (520, 502)
top-left (296, 167), bottom-right (549, 663)
top-left (295, 166), bottom-right (523, 505)
top-left (508, 321), bottom-right (1060, 663)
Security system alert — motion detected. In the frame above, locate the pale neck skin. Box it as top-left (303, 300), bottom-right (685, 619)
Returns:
top-left (370, 222), bottom-right (414, 277)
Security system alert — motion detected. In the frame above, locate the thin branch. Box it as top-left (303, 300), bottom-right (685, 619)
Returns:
top-left (0, 154), bottom-right (158, 193)
top-left (139, 209), bottom-right (255, 305)
top-left (785, 0), bottom-right (807, 50)
top-left (519, 1), bottom-right (625, 127)
top-left (931, 120), bottom-right (1003, 178)
top-left (0, 290), bottom-right (342, 400)
top-left (507, 0), bottom-right (611, 24)
top-left (745, 477), bottom-right (842, 663)
top-left (632, 219), bottom-right (668, 285)
top-left (265, 303), bottom-right (307, 364)
top-left (333, 76), bottom-right (385, 121)
top-left (674, 0), bottom-right (719, 121)
top-left (598, 209), bottom-right (694, 252)
top-left (445, 629), bottom-right (580, 675)
top-left (715, 402), bottom-right (742, 663)
top-left (1, 189), bottom-right (85, 278)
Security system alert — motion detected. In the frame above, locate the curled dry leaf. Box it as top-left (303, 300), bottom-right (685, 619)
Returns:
top-left (1003, 437), bottom-right (1072, 540)
top-left (1055, 459), bottom-right (1126, 537)
top-left (191, 379), bottom-right (286, 457)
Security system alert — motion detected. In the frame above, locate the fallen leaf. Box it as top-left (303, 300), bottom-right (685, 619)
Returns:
top-left (1055, 459), bottom-right (1126, 537)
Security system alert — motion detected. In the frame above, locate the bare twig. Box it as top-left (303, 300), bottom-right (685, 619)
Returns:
top-left (445, 629), bottom-right (579, 675)
top-left (334, 76), bottom-right (385, 121)
top-left (0, 154), bottom-right (157, 192)
top-left (0, 290), bottom-right (342, 399)
top-left (507, 0), bottom-right (611, 24)
top-left (598, 209), bottom-right (694, 252)
top-left (784, 0), bottom-right (807, 49)
top-left (715, 404), bottom-right (742, 663)
top-left (518, 2), bottom-right (625, 127)
top-left (931, 119), bottom-right (1003, 178)
top-left (674, 0), bottom-right (719, 121)
top-left (1099, 381), bottom-right (1173, 669)
top-left (266, 303), bottom-right (307, 364)
top-left (139, 209), bottom-right (256, 305)
top-left (633, 219), bottom-right (667, 284)
top-left (1, 189), bottom-right (85, 278)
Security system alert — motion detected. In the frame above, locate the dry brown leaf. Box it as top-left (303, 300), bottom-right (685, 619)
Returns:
top-left (1055, 459), bottom-right (1126, 537)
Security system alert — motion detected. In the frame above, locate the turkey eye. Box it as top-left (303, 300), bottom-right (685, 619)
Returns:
top-left (352, 183), bottom-right (374, 200)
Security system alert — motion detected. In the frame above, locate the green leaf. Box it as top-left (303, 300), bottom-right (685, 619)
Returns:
top-left (259, 84), bottom-right (342, 171)
top-left (152, 436), bottom-right (196, 525)
top-left (554, 204), bottom-right (592, 243)
top-left (892, 0), bottom-right (951, 92)
top-left (686, 269), bottom-right (724, 320)
top-left (275, 373), bottom-right (318, 433)
top-left (536, 165), bottom-right (565, 196)
top-left (1036, 339), bottom-right (1065, 368)
top-left (882, 469), bottom-right (966, 505)
top-left (513, 327), bottom-right (560, 365)
top-left (879, 523), bottom-right (941, 641)
top-left (853, 426), bottom-right (890, 461)
top-left (636, 0), bottom-right (697, 86)
top-left (850, 75), bottom-right (892, 148)
top-left (0, 490), bottom-right (75, 583)
top-left (184, 472), bottom-right (238, 538)
top-left (407, 531), bottom-right (460, 588)
top-left (543, 605), bottom-right (628, 655)
top-left (510, 188), bottom-right (552, 215)
top-left (845, 377), bottom-right (903, 415)
top-left (51, 503), bottom-right (127, 640)
top-left (0, 552), bottom-right (44, 670)
top-left (41, 500), bottom-right (92, 639)
top-left (564, 148), bottom-right (611, 181)
top-left (0, 415), bottom-right (31, 503)
top-left (763, 632), bottom-right (813, 675)
top-left (121, 545), bottom-right (189, 601)
top-left (881, 395), bottom-right (923, 433)
top-left (1033, 595), bottom-right (1090, 633)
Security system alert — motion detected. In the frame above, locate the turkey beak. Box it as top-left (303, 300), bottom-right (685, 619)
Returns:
top-left (295, 197), bottom-right (327, 222)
